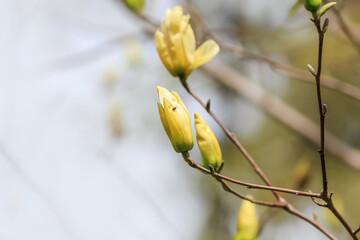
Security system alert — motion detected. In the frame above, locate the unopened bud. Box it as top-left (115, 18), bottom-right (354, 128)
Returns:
top-left (304, 0), bottom-right (322, 14)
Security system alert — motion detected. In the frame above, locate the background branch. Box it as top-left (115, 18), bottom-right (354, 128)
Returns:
top-left (201, 59), bottom-right (360, 170)
top-left (182, 0), bottom-right (360, 102)
top-left (181, 152), bottom-right (337, 240)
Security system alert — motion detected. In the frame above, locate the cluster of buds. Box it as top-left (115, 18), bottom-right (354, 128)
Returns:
top-left (157, 86), bottom-right (223, 171)
top-left (155, 6), bottom-right (223, 171)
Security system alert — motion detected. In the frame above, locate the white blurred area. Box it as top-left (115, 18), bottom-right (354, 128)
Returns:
top-left (0, 0), bottom-right (329, 239)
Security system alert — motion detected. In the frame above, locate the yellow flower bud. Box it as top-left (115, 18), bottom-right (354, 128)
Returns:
top-left (154, 6), bottom-right (220, 79)
top-left (194, 113), bottom-right (222, 171)
top-left (236, 196), bottom-right (259, 240)
top-left (304, 0), bottom-right (322, 14)
top-left (157, 86), bottom-right (194, 153)
top-left (122, 0), bottom-right (145, 13)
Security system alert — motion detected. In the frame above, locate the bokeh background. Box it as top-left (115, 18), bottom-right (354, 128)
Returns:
top-left (0, 0), bottom-right (359, 239)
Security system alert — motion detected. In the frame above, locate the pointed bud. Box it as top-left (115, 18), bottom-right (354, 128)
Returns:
top-left (307, 64), bottom-right (317, 77)
top-left (157, 86), bottom-right (194, 153)
top-left (235, 196), bottom-right (259, 240)
top-left (194, 113), bottom-right (223, 171)
top-left (319, 2), bottom-right (337, 18)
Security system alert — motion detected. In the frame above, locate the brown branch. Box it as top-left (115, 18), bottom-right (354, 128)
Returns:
top-left (180, 151), bottom-right (321, 198)
top-left (180, 77), bottom-right (281, 201)
top-left (125, 8), bottom-right (360, 169)
top-left (201, 59), bottom-right (360, 170)
top-left (181, 152), bottom-right (337, 240)
top-left (182, 0), bottom-right (360, 102)
top-left (353, 226), bottom-right (360, 236)
top-left (313, 15), bottom-right (329, 200)
top-left (131, 7), bottom-right (358, 240)
top-left (311, 16), bottom-right (359, 240)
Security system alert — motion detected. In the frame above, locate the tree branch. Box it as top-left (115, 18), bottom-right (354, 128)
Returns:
top-left (181, 152), bottom-right (337, 240)
top-left (182, 0), bottom-right (360, 102)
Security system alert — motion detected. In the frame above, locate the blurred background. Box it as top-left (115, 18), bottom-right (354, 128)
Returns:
top-left (0, 0), bottom-right (359, 239)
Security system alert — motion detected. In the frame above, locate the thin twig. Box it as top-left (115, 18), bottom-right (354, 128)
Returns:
top-left (314, 17), bottom-right (328, 197)
top-left (201, 59), bottom-right (360, 170)
top-left (181, 152), bottom-right (337, 240)
top-left (130, 6), bottom-right (357, 240)
top-left (182, 0), bottom-right (360, 102)
top-left (311, 16), bottom-right (358, 240)
top-left (180, 77), bottom-right (281, 201)
top-left (180, 150), bottom-right (321, 198)
top-left (353, 226), bottom-right (360, 236)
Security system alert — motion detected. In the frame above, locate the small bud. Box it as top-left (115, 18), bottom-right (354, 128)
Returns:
top-left (319, 2), bottom-right (337, 18)
top-left (234, 196), bottom-right (259, 240)
top-left (322, 104), bottom-right (328, 115)
top-left (194, 113), bottom-right (223, 171)
top-left (307, 64), bottom-right (317, 77)
top-left (304, 0), bottom-right (322, 15)
top-left (122, 0), bottom-right (145, 13)
top-left (206, 99), bottom-right (211, 112)
top-left (157, 86), bottom-right (194, 153)
top-left (322, 18), bottom-right (330, 33)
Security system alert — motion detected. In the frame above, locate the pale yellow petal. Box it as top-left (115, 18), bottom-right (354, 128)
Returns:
top-left (157, 86), bottom-right (177, 107)
top-left (164, 98), bottom-right (194, 153)
top-left (155, 31), bottom-right (176, 76)
top-left (182, 21), bottom-right (196, 65)
top-left (193, 39), bottom-right (220, 69)
top-left (168, 32), bottom-right (187, 76)
top-left (157, 102), bottom-right (172, 141)
top-left (168, 6), bottom-right (183, 34)
top-left (171, 91), bottom-right (191, 120)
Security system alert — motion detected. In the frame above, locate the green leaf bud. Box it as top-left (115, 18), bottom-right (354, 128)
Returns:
top-left (123, 0), bottom-right (145, 13)
top-left (304, 0), bottom-right (322, 14)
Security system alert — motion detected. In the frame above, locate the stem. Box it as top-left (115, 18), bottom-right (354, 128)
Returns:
top-left (181, 151), bottom-right (321, 198)
top-left (312, 17), bottom-right (358, 240)
top-left (314, 19), bottom-right (328, 196)
top-left (181, 152), bottom-right (337, 240)
top-left (180, 77), bottom-right (281, 201)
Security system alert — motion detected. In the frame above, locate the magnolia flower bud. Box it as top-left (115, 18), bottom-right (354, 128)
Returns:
top-left (304, 0), bottom-right (322, 14)
top-left (155, 6), bottom-right (220, 80)
top-left (194, 113), bottom-right (223, 171)
top-left (157, 86), bottom-right (194, 153)
top-left (235, 196), bottom-right (259, 240)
